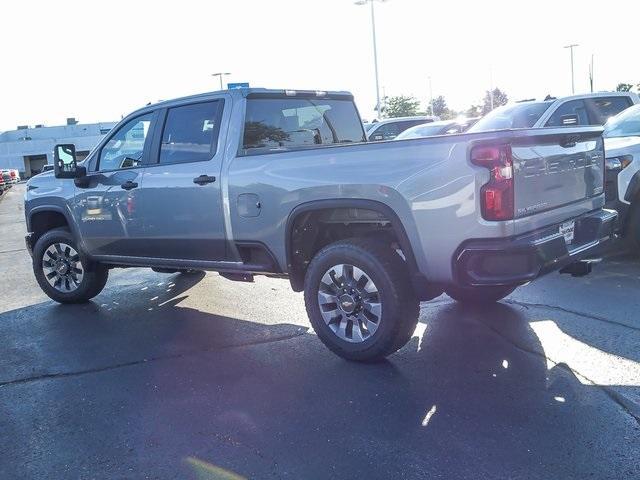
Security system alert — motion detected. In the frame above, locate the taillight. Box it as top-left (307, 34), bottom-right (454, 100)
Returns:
top-left (471, 144), bottom-right (514, 221)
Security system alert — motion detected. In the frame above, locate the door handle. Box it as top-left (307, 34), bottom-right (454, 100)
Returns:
top-left (193, 175), bottom-right (216, 185)
top-left (121, 180), bottom-right (138, 190)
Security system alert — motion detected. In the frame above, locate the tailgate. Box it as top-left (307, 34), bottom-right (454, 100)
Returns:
top-left (511, 127), bottom-right (604, 218)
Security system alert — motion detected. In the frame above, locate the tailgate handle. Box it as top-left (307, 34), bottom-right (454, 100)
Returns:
top-left (560, 135), bottom-right (579, 148)
top-left (193, 175), bottom-right (216, 185)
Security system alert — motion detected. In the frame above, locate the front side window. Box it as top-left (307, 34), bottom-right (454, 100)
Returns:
top-left (586, 97), bottom-right (633, 125)
top-left (242, 97), bottom-right (365, 154)
top-left (159, 101), bottom-right (224, 164)
top-left (98, 114), bottom-right (153, 171)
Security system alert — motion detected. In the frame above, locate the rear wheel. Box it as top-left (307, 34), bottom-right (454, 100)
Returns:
top-left (304, 238), bottom-right (419, 362)
top-left (33, 228), bottom-right (108, 304)
top-left (445, 284), bottom-right (516, 304)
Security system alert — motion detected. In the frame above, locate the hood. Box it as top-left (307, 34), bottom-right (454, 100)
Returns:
top-left (604, 136), bottom-right (640, 158)
top-left (26, 170), bottom-right (55, 185)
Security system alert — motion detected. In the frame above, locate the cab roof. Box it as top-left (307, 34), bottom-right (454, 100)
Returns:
top-left (144, 88), bottom-right (352, 109)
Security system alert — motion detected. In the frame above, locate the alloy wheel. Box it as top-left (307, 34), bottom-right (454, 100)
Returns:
top-left (42, 242), bottom-right (84, 292)
top-left (317, 264), bottom-right (382, 343)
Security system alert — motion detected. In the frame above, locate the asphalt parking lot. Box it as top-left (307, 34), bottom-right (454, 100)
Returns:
top-left (1, 183), bottom-right (639, 480)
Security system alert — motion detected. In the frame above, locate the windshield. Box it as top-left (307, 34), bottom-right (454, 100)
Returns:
top-left (469, 102), bottom-right (552, 132)
top-left (396, 123), bottom-right (452, 140)
top-left (604, 104), bottom-right (640, 138)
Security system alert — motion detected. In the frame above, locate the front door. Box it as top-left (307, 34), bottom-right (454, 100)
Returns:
top-left (73, 112), bottom-right (156, 257)
top-left (137, 98), bottom-right (228, 261)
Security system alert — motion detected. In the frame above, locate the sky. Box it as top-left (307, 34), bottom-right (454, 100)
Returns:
top-left (1, 0), bottom-right (640, 130)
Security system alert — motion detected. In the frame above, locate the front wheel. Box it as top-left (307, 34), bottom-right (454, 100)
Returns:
top-left (33, 228), bottom-right (109, 304)
top-left (445, 284), bottom-right (516, 304)
top-left (304, 238), bottom-right (420, 362)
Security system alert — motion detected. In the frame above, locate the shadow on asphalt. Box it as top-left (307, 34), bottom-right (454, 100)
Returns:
top-left (1, 272), bottom-right (638, 479)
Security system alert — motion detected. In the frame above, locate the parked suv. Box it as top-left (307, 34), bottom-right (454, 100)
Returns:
top-left (469, 92), bottom-right (639, 132)
top-left (25, 88), bottom-right (615, 361)
top-left (366, 115), bottom-right (440, 141)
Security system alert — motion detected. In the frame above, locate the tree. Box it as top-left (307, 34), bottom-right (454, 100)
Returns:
top-left (616, 83), bottom-right (634, 92)
top-left (428, 95), bottom-right (456, 119)
top-left (383, 95), bottom-right (421, 118)
top-left (481, 88), bottom-right (509, 115)
top-left (466, 104), bottom-right (482, 117)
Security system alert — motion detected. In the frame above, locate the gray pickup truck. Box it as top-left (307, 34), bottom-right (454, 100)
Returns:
top-left (25, 88), bottom-right (616, 361)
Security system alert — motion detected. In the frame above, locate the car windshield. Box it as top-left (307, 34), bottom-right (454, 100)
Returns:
top-left (604, 105), bottom-right (640, 138)
top-left (468, 102), bottom-right (552, 132)
top-left (396, 122), bottom-right (452, 140)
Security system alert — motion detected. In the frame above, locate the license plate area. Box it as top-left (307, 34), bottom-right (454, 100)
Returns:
top-left (560, 221), bottom-right (575, 245)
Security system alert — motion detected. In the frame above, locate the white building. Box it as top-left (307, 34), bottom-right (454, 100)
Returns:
top-left (0, 118), bottom-right (117, 178)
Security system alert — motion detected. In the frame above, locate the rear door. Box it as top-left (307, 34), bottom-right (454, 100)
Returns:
top-left (137, 97), bottom-right (228, 261)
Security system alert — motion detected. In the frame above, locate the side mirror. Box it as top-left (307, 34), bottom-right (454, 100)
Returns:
top-left (372, 134), bottom-right (384, 141)
top-left (560, 114), bottom-right (579, 126)
top-left (54, 144), bottom-right (82, 178)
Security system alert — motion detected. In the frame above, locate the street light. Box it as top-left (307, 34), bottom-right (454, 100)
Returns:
top-left (355, 0), bottom-right (387, 118)
top-left (211, 72), bottom-right (231, 90)
top-left (428, 76), bottom-right (433, 116)
top-left (564, 44), bottom-right (579, 94)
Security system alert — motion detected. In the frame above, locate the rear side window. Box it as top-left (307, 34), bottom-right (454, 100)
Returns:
top-left (159, 101), bottom-right (223, 164)
top-left (242, 97), bottom-right (365, 155)
top-left (545, 100), bottom-right (589, 127)
top-left (585, 97), bottom-right (632, 125)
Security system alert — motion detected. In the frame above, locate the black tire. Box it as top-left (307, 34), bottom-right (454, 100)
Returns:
top-left (303, 238), bottom-right (420, 362)
top-left (33, 228), bottom-right (108, 304)
top-left (627, 203), bottom-right (640, 253)
top-left (445, 284), bottom-right (516, 304)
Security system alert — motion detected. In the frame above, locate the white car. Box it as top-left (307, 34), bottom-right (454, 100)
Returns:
top-left (602, 104), bottom-right (640, 247)
top-left (395, 118), bottom-right (480, 140)
top-left (366, 115), bottom-right (440, 141)
top-left (469, 92), bottom-right (640, 132)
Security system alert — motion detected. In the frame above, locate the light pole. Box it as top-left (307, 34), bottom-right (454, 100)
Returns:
top-left (428, 76), bottom-right (433, 116)
top-left (489, 65), bottom-right (494, 110)
top-left (355, 0), bottom-right (386, 118)
top-left (564, 44), bottom-right (579, 94)
top-left (211, 72), bottom-right (231, 90)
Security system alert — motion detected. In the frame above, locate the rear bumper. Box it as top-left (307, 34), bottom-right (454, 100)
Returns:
top-left (454, 209), bottom-right (617, 287)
